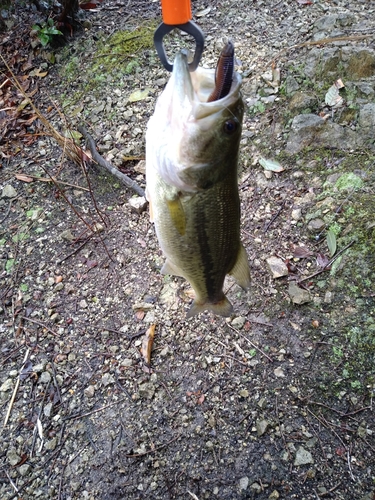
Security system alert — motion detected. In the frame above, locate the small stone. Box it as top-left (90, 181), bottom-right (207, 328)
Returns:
top-left (40, 371), bottom-right (51, 384)
top-left (239, 389), bottom-right (249, 398)
top-left (274, 366), bottom-right (285, 378)
top-left (84, 385), bottom-right (95, 398)
top-left (0, 379), bottom-right (13, 392)
top-left (60, 230), bottom-right (75, 242)
top-left (294, 446), bottom-right (314, 466)
top-left (19, 464), bottom-right (31, 476)
top-left (79, 299), bottom-right (88, 309)
top-left (291, 208), bottom-right (302, 221)
top-left (54, 283), bottom-right (64, 292)
top-left (250, 482), bottom-right (262, 493)
top-left (45, 437), bottom-right (57, 451)
top-left (101, 373), bottom-right (114, 386)
top-left (269, 490), bottom-right (280, 500)
top-left (239, 477), bottom-right (249, 491)
top-left (2, 185), bottom-right (17, 198)
top-left (44, 402), bottom-right (53, 417)
top-left (231, 316), bottom-right (246, 329)
top-left (266, 256), bottom-right (289, 278)
top-left (288, 282), bottom-right (311, 304)
top-left (138, 382), bottom-right (155, 399)
top-left (128, 196), bottom-right (148, 214)
top-left (256, 419), bottom-right (269, 436)
top-left (121, 358), bottom-right (133, 367)
top-left (307, 218), bottom-right (325, 232)
top-left (7, 448), bottom-right (21, 466)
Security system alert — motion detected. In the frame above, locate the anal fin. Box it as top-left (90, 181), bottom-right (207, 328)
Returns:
top-left (229, 243), bottom-right (251, 289)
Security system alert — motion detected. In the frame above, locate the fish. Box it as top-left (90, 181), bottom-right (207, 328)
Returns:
top-left (145, 42), bottom-right (250, 318)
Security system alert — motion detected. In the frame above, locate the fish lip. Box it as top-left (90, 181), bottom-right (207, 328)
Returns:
top-left (171, 50), bottom-right (195, 105)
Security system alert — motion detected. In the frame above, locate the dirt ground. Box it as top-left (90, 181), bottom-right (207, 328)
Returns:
top-left (1, 0), bottom-right (375, 499)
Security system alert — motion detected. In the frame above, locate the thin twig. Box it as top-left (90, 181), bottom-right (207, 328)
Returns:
top-left (78, 126), bottom-right (146, 197)
top-left (22, 316), bottom-right (60, 337)
top-left (228, 324), bottom-right (273, 362)
top-left (15, 174), bottom-right (89, 191)
top-left (298, 239), bottom-right (356, 284)
top-left (125, 432), bottom-right (181, 458)
top-left (2, 348), bottom-right (30, 430)
top-left (63, 397), bottom-right (128, 421)
top-left (264, 200), bottom-right (286, 232)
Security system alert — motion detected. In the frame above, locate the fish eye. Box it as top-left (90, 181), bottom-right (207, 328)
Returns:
top-left (223, 119), bottom-right (237, 134)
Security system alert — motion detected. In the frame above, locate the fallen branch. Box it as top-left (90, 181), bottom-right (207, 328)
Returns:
top-left (78, 126), bottom-right (146, 197)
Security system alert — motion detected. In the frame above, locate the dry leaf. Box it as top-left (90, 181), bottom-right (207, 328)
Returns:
top-left (293, 246), bottom-right (314, 258)
top-left (141, 324), bottom-right (156, 365)
top-left (15, 173), bottom-right (33, 183)
top-left (259, 157), bottom-right (284, 172)
top-left (135, 310), bottom-right (145, 320)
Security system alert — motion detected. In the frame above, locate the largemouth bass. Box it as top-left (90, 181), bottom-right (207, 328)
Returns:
top-left (146, 43), bottom-right (250, 317)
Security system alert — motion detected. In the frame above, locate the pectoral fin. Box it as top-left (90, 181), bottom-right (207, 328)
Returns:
top-left (166, 197), bottom-right (186, 236)
top-left (229, 243), bottom-right (251, 289)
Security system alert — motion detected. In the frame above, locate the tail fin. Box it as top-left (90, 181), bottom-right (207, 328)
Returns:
top-left (187, 296), bottom-right (234, 318)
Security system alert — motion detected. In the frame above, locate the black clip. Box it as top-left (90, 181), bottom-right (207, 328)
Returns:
top-left (154, 20), bottom-right (205, 72)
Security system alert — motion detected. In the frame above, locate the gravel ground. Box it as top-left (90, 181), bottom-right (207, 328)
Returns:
top-left (1, 1), bottom-right (375, 499)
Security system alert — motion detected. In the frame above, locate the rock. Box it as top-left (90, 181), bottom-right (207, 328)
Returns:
top-left (134, 160), bottom-right (146, 174)
top-left (286, 114), bottom-right (358, 153)
top-left (138, 382), bottom-right (155, 399)
top-left (269, 491), bottom-right (280, 500)
top-left (129, 196), bottom-right (148, 214)
top-left (358, 103), bottom-right (375, 133)
top-left (0, 379), bottom-right (13, 392)
top-left (314, 14), bottom-right (337, 32)
top-left (45, 437), bottom-right (57, 451)
top-left (288, 282), bottom-right (311, 305)
top-left (347, 50), bottom-right (375, 78)
top-left (7, 448), bottom-right (21, 466)
top-left (288, 91), bottom-right (318, 114)
top-left (294, 446), bottom-right (314, 466)
top-left (284, 75), bottom-right (300, 96)
top-left (250, 482), bottom-right (262, 493)
top-left (291, 208), bottom-right (302, 221)
top-left (101, 373), bottom-right (115, 386)
top-left (44, 402), bottom-right (53, 417)
top-left (2, 185), bottom-right (17, 198)
top-left (231, 316), bottom-right (246, 329)
top-left (40, 371), bottom-right (51, 384)
top-left (307, 218), bottom-right (325, 232)
top-left (239, 477), bottom-right (249, 491)
top-left (84, 385), bottom-right (95, 398)
top-left (266, 256), bottom-right (288, 278)
top-left (239, 389), bottom-right (249, 398)
top-left (256, 419), bottom-right (269, 436)
top-left (274, 367), bottom-right (285, 378)
top-left (60, 230), bottom-right (75, 242)
top-left (286, 114), bottom-right (324, 153)
top-left (19, 464), bottom-right (31, 476)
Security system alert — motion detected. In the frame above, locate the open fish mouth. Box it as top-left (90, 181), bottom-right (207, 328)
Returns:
top-left (147, 44), bottom-right (243, 193)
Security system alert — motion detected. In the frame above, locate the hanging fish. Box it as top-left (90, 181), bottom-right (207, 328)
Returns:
top-left (146, 42), bottom-right (250, 317)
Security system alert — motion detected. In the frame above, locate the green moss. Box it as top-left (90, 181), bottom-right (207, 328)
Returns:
top-left (335, 172), bottom-right (364, 191)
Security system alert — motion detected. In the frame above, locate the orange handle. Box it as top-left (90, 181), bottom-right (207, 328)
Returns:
top-left (160, 0), bottom-right (192, 25)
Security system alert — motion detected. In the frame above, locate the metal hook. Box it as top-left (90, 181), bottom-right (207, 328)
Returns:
top-left (154, 20), bottom-right (205, 72)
